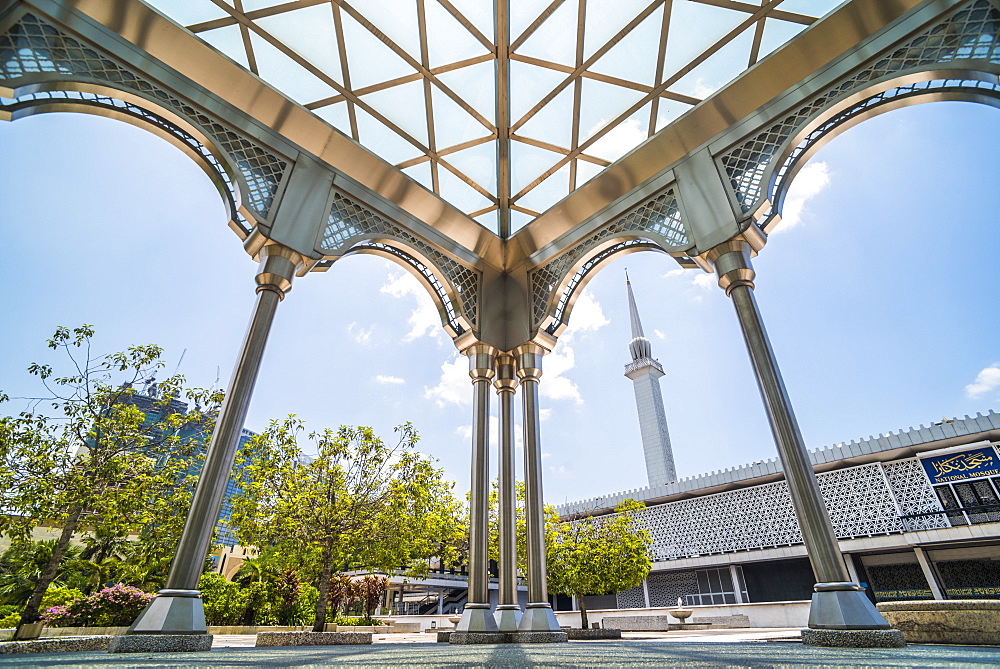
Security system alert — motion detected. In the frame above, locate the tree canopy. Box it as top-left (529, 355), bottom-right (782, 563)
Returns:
top-left (229, 418), bottom-right (465, 631)
top-left (547, 499), bottom-right (652, 629)
top-left (0, 325), bottom-right (221, 635)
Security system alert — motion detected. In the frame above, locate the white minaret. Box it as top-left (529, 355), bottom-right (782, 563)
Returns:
top-left (624, 273), bottom-right (677, 487)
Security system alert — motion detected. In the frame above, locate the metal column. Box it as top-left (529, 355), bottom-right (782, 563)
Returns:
top-left (456, 344), bottom-right (499, 632)
top-left (709, 240), bottom-right (890, 631)
top-left (494, 353), bottom-right (522, 630)
top-left (516, 344), bottom-right (561, 631)
top-left (127, 244), bottom-right (304, 635)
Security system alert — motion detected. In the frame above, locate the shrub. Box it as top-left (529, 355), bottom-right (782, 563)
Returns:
top-left (41, 585), bottom-right (152, 627)
top-left (333, 615), bottom-right (384, 626)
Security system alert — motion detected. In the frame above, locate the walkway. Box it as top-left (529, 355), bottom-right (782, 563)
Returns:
top-left (1, 629), bottom-right (998, 667)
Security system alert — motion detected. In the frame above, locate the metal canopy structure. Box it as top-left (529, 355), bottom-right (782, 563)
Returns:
top-left (3, 0), bottom-right (1000, 644)
top-left (152, 0), bottom-right (841, 237)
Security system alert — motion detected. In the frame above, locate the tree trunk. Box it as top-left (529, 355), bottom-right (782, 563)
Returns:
top-left (312, 543), bottom-right (335, 632)
top-left (16, 506), bottom-right (83, 638)
top-left (577, 594), bottom-right (589, 630)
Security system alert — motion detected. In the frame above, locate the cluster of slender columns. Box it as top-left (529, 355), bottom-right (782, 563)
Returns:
top-left (456, 343), bottom-right (561, 633)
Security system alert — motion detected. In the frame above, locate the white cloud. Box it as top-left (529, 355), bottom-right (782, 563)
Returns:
top-left (966, 364), bottom-right (1000, 399)
top-left (653, 329), bottom-right (667, 340)
top-left (380, 272), bottom-right (443, 342)
top-left (347, 322), bottom-right (374, 346)
top-left (540, 341), bottom-right (583, 404)
top-left (692, 273), bottom-right (716, 290)
top-left (662, 267), bottom-right (716, 297)
top-left (454, 424), bottom-right (472, 440)
top-left (423, 354), bottom-right (469, 408)
top-left (567, 290), bottom-right (610, 332)
top-left (586, 118), bottom-right (646, 162)
top-left (540, 408), bottom-right (552, 422)
top-left (374, 374), bottom-right (405, 385)
top-left (691, 78), bottom-right (719, 99)
top-left (774, 161), bottom-right (831, 233)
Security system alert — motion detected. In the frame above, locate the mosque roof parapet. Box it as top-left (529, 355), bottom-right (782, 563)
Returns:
top-left (555, 409), bottom-right (1000, 517)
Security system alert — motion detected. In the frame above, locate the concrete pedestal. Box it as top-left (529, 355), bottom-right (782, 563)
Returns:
top-left (455, 604), bottom-right (499, 633)
top-left (518, 603), bottom-right (560, 632)
top-left (494, 605), bottom-right (522, 631)
top-left (108, 634), bottom-right (213, 653)
top-left (808, 589), bottom-right (891, 630)
top-left (449, 631), bottom-right (568, 644)
top-left (801, 628), bottom-right (906, 648)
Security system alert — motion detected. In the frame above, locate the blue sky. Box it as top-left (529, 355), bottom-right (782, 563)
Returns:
top-left (1, 101), bottom-right (998, 505)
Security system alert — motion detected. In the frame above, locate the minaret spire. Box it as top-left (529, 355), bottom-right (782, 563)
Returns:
top-left (624, 273), bottom-right (677, 487)
top-left (626, 270), bottom-right (645, 340)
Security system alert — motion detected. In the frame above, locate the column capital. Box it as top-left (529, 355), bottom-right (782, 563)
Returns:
top-left (514, 343), bottom-right (547, 381)
top-left (494, 352), bottom-right (518, 393)
top-left (254, 243), bottom-right (307, 299)
top-left (464, 343), bottom-right (497, 382)
top-left (706, 239), bottom-right (755, 296)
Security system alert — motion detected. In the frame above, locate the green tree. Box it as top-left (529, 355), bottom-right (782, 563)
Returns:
top-left (229, 418), bottom-right (465, 631)
top-left (547, 499), bottom-right (652, 629)
top-left (0, 325), bottom-right (222, 636)
top-left (486, 480), bottom-right (560, 577)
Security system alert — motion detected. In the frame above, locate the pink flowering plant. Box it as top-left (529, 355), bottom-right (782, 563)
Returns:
top-left (41, 584), bottom-right (153, 627)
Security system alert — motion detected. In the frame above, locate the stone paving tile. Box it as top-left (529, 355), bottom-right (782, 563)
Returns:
top-left (0, 638), bottom-right (999, 668)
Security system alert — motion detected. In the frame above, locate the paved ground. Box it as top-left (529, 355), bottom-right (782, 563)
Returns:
top-left (1, 629), bottom-right (998, 667)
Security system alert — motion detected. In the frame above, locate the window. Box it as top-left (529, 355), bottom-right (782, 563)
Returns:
top-left (684, 566), bottom-right (747, 606)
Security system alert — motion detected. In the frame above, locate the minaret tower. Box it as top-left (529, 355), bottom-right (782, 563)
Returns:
top-left (624, 273), bottom-right (677, 487)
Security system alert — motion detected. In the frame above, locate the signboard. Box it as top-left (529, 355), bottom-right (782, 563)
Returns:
top-left (921, 447), bottom-right (1000, 485)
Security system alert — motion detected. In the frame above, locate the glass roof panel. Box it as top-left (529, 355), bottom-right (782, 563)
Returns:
top-left (517, 162), bottom-right (570, 214)
top-left (197, 25), bottom-right (250, 70)
top-left (355, 107), bottom-right (422, 165)
top-left (517, 84), bottom-right (574, 150)
top-left (474, 210), bottom-right (500, 233)
top-left (509, 210), bottom-right (534, 235)
top-left (361, 80), bottom-right (429, 147)
top-left (517, 0), bottom-right (579, 68)
top-left (312, 102), bottom-right (353, 139)
top-left (661, 1), bottom-right (748, 79)
top-left (757, 18), bottom-right (810, 63)
top-left (255, 5), bottom-right (343, 86)
top-left (402, 161), bottom-right (434, 192)
top-left (583, 0), bottom-right (652, 61)
top-left (248, 33), bottom-right (338, 105)
top-left (509, 60), bottom-right (567, 122)
top-left (590, 7), bottom-right (663, 87)
top-left (435, 60), bottom-right (496, 126)
top-left (511, 140), bottom-right (562, 196)
top-left (366, 0), bottom-right (422, 57)
top-left (510, 0), bottom-right (561, 43)
top-left (340, 11), bottom-right (416, 89)
top-left (447, 0), bottom-right (494, 38)
top-left (670, 25), bottom-right (756, 100)
top-left (430, 85), bottom-right (492, 152)
top-left (447, 142), bottom-right (498, 195)
top-left (146, 0), bottom-right (228, 27)
top-left (168, 0), bottom-right (835, 235)
top-left (425, 0), bottom-right (492, 69)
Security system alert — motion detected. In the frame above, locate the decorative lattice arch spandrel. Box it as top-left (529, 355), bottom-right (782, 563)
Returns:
top-left (0, 12), bottom-right (291, 229)
top-left (720, 0), bottom-right (1000, 217)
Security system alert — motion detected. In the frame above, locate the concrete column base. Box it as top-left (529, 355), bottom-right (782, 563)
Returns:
top-left (108, 634), bottom-right (213, 653)
top-left (801, 628), bottom-right (906, 648)
top-left (455, 604), bottom-right (499, 633)
top-left (494, 605), bottom-right (522, 631)
top-left (127, 590), bottom-right (207, 634)
top-left (518, 603), bottom-right (561, 632)
top-left (808, 587), bottom-right (891, 630)
top-left (449, 631), bottom-right (568, 644)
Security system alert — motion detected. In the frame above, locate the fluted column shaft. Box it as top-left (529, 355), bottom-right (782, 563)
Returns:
top-left (516, 344), bottom-right (561, 631)
top-left (494, 354), bottom-right (520, 629)
top-left (456, 344), bottom-right (499, 633)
